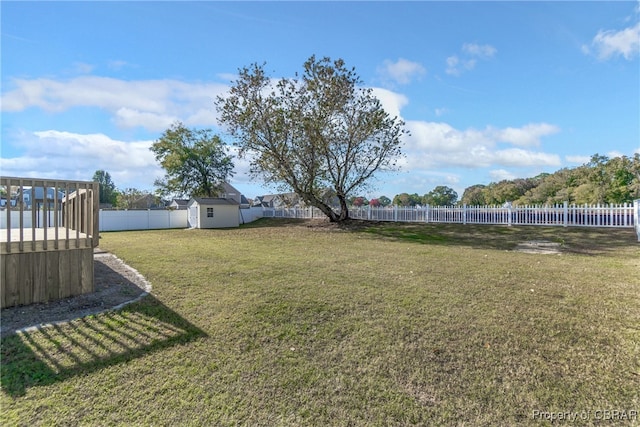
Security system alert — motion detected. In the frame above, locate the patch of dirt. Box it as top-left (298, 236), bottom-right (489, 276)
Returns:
top-left (0, 249), bottom-right (151, 338)
top-left (301, 218), bottom-right (384, 231)
top-left (514, 240), bottom-right (563, 254)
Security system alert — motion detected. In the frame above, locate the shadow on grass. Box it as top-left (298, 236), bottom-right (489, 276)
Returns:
top-left (1, 295), bottom-right (207, 397)
top-left (242, 217), bottom-right (639, 255)
top-left (359, 223), bottom-right (639, 255)
top-left (240, 217), bottom-right (312, 229)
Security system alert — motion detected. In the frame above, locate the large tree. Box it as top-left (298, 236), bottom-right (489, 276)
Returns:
top-left (92, 170), bottom-right (117, 205)
top-left (422, 185), bottom-right (458, 206)
top-left (216, 56), bottom-right (407, 222)
top-left (151, 122), bottom-right (234, 198)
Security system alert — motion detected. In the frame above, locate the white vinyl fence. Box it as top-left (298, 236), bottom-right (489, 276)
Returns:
top-left (263, 201), bottom-right (640, 241)
top-left (99, 209), bottom-right (188, 231)
top-left (98, 207), bottom-right (264, 231)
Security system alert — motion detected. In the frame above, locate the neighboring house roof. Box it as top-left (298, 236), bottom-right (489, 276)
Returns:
top-left (189, 197), bottom-right (239, 206)
top-left (252, 192), bottom-right (301, 208)
top-left (219, 182), bottom-right (251, 207)
top-left (19, 187), bottom-right (65, 201)
top-left (170, 199), bottom-right (189, 207)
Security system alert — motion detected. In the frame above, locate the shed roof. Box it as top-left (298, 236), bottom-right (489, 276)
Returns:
top-left (189, 197), bottom-right (239, 206)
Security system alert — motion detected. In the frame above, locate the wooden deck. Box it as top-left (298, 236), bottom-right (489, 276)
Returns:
top-left (1, 176), bottom-right (99, 308)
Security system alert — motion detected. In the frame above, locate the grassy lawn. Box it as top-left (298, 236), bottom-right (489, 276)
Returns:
top-left (2, 220), bottom-right (639, 426)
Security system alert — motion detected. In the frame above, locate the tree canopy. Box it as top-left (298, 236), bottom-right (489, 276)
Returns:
top-left (422, 186), bottom-right (458, 206)
top-left (459, 154), bottom-right (640, 206)
top-left (216, 55), bottom-right (407, 222)
top-left (150, 122), bottom-right (234, 198)
top-left (392, 193), bottom-right (421, 207)
top-left (92, 170), bottom-right (117, 205)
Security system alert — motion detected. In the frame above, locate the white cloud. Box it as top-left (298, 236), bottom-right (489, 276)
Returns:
top-left (492, 123), bottom-right (560, 147)
top-left (584, 22), bottom-right (640, 60)
top-left (114, 108), bottom-right (177, 131)
top-left (1, 130), bottom-right (253, 192)
top-left (1, 130), bottom-right (161, 190)
top-left (565, 155), bottom-right (591, 165)
top-left (489, 169), bottom-right (517, 182)
top-left (377, 58), bottom-right (426, 85)
top-left (462, 43), bottom-right (497, 59)
top-left (0, 76), bottom-right (228, 131)
top-left (446, 43), bottom-right (496, 76)
top-left (402, 120), bottom-right (561, 170)
top-left (492, 148), bottom-right (561, 167)
top-left (370, 87), bottom-right (409, 119)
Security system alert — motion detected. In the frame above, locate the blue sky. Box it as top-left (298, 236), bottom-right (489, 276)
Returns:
top-left (2, 1), bottom-right (639, 201)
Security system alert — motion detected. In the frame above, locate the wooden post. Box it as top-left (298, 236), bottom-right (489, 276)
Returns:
top-left (5, 178), bottom-right (11, 254)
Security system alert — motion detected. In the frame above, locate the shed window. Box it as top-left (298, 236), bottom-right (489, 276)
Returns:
top-left (207, 207), bottom-right (214, 218)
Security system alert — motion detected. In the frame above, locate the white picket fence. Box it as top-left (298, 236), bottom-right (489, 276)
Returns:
top-left (263, 201), bottom-right (640, 240)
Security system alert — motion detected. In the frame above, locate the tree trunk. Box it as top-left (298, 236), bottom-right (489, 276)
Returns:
top-left (303, 193), bottom-right (349, 222)
top-left (337, 194), bottom-right (350, 221)
top-left (319, 204), bottom-right (339, 222)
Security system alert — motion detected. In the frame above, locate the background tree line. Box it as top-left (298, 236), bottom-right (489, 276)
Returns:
top-left (92, 170), bottom-right (164, 209)
top-left (459, 154), bottom-right (640, 206)
top-left (365, 154), bottom-right (639, 208)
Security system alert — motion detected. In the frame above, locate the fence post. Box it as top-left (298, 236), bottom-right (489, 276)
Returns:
top-left (563, 201), bottom-right (568, 227)
top-left (463, 204), bottom-right (467, 225)
top-left (507, 203), bottom-right (512, 226)
top-left (631, 200), bottom-right (637, 239)
top-left (394, 205), bottom-right (398, 222)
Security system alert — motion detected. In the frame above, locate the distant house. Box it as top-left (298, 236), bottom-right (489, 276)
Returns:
top-left (169, 199), bottom-right (189, 210)
top-left (187, 198), bottom-right (240, 228)
top-left (15, 187), bottom-right (66, 209)
top-left (219, 182), bottom-right (251, 209)
top-left (252, 192), bottom-right (302, 208)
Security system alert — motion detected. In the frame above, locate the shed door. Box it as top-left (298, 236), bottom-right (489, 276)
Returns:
top-left (188, 205), bottom-right (198, 228)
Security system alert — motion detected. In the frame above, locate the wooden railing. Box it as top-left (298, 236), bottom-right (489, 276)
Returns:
top-left (0, 177), bottom-right (99, 253)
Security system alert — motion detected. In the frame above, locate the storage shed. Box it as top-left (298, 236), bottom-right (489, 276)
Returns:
top-left (187, 198), bottom-right (239, 229)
